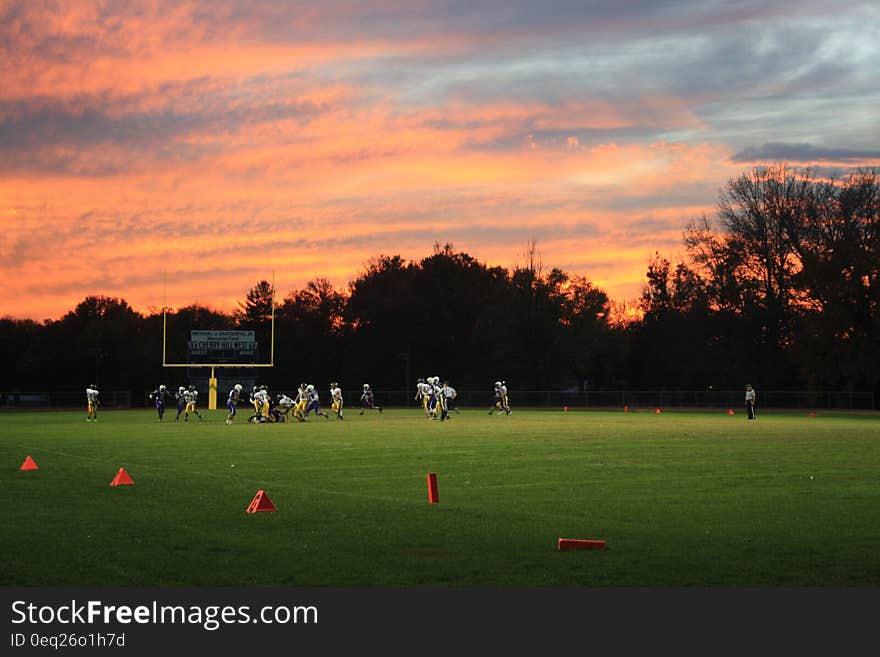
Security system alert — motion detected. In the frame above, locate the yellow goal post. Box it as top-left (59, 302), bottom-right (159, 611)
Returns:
top-left (161, 272), bottom-right (276, 409)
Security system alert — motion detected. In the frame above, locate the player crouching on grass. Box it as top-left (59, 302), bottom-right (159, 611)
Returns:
top-left (86, 384), bottom-right (100, 422)
top-left (274, 392), bottom-right (296, 421)
top-left (330, 382), bottom-right (344, 420)
top-left (226, 384), bottom-right (243, 424)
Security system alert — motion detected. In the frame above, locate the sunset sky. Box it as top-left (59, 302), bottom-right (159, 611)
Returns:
top-left (2, 1), bottom-right (879, 321)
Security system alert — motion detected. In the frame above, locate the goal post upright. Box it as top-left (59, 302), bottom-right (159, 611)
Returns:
top-left (162, 271), bottom-right (276, 410)
top-left (209, 364), bottom-right (217, 412)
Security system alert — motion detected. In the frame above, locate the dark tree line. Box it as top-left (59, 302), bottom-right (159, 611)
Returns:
top-left (634, 165), bottom-right (880, 394)
top-left (2, 165), bottom-right (878, 398)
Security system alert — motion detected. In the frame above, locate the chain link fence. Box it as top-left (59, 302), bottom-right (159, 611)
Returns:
top-left (0, 390), bottom-right (132, 409)
top-left (355, 389), bottom-right (876, 411)
top-left (1, 389), bottom-right (874, 411)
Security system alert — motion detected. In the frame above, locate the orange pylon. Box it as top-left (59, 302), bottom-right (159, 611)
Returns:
top-left (246, 489), bottom-right (277, 513)
top-left (558, 538), bottom-right (606, 551)
top-left (109, 467), bottom-right (134, 486)
top-left (426, 473), bottom-right (439, 504)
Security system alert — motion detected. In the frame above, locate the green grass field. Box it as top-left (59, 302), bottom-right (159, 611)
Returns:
top-left (2, 408), bottom-right (879, 586)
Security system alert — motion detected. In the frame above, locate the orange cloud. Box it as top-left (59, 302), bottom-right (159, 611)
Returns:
top-left (4, 2), bottom-right (875, 320)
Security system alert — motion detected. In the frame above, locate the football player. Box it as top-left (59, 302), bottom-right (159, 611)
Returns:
top-left (488, 381), bottom-right (505, 415)
top-left (226, 383), bottom-right (243, 424)
top-left (330, 382), bottom-right (344, 420)
top-left (149, 384), bottom-right (171, 420)
top-left (184, 385), bottom-right (203, 421)
top-left (275, 392), bottom-right (296, 420)
top-left (293, 383), bottom-right (308, 422)
top-left (86, 384), bottom-right (100, 422)
top-left (415, 378), bottom-right (431, 417)
top-left (305, 384), bottom-right (329, 419)
top-left (359, 383), bottom-right (382, 415)
top-left (175, 386), bottom-right (187, 421)
top-left (256, 385), bottom-right (270, 422)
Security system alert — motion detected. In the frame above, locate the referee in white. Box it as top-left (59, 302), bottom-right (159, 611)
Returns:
top-left (745, 384), bottom-right (756, 420)
top-left (440, 380), bottom-right (457, 421)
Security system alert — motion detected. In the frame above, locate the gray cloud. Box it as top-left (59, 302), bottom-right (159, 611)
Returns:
top-left (731, 142), bottom-right (880, 163)
top-left (0, 74), bottom-right (334, 174)
top-left (3, 1), bottom-right (878, 172)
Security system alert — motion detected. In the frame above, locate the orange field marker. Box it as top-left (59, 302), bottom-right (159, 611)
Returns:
top-left (246, 489), bottom-right (277, 513)
top-left (20, 455), bottom-right (39, 471)
top-left (109, 467), bottom-right (134, 486)
top-left (426, 473), bottom-right (439, 504)
top-left (558, 538), bottom-right (606, 551)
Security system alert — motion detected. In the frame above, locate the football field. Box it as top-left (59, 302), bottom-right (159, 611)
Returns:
top-left (2, 408), bottom-right (879, 586)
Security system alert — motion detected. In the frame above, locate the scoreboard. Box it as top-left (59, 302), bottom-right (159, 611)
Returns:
top-left (187, 330), bottom-right (259, 406)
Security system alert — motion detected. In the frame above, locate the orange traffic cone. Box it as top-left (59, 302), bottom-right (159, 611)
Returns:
top-left (20, 455), bottom-right (39, 471)
top-left (109, 467), bottom-right (134, 486)
top-left (426, 473), bottom-right (439, 504)
top-left (727, 409), bottom-right (735, 416)
top-left (558, 538), bottom-right (606, 551)
top-left (246, 490), bottom-right (277, 513)
top-left (623, 405), bottom-right (629, 413)
top-left (654, 408), bottom-right (661, 414)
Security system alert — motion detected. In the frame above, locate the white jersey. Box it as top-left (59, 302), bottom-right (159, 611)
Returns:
top-left (441, 385), bottom-right (456, 399)
top-left (417, 382), bottom-right (431, 399)
top-left (86, 388), bottom-right (99, 403)
top-left (255, 389), bottom-right (269, 404)
top-left (745, 389), bottom-right (756, 402)
top-left (277, 394), bottom-right (295, 408)
top-left (331, 387), bottom-right (343, 403)
top-left (184, 389), bottom-right (198, 404)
